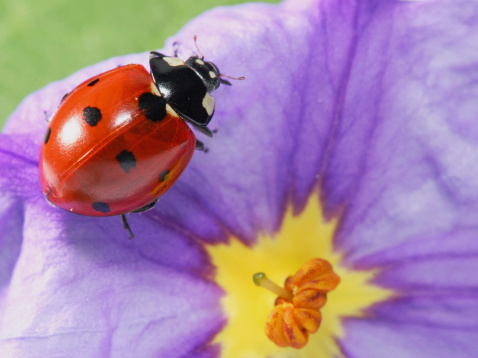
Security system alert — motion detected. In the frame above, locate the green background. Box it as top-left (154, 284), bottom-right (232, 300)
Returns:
top-left (0, 0), bottom-right (277, 128)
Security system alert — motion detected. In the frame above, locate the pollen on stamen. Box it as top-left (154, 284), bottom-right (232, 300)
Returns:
top-left (253, 258), bottom-right (340, 349)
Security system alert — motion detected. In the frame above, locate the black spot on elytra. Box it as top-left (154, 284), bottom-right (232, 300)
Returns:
top-left (87, 78), bottom-right (99, 86)
top-left (83, 106), bottom-right (102, 126)
top-left (138, 92), bottom-right (167, 122)
top-left (92, 202), bottom-right (110, 213)
top-left (43, 127), bottom-right (51, 145)
top-left (116, 150), bottom-right (136, 173)
top-left (159, 169), bottom-right (170, 182)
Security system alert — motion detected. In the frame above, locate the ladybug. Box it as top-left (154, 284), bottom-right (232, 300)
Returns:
top-left (40, 39), bottom-right (242, 237)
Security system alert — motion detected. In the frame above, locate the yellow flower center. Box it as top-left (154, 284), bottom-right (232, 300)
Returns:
top-left (206, 193), bottom-right (393, 357)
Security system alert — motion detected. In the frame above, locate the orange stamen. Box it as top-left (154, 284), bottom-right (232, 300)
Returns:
top-left (254, 258), bottom-right (340, 349)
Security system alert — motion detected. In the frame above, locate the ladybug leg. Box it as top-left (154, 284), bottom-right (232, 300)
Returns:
top-left (43, 111), bottom-right (50, 123)
top-left (189, 122), bottom-right (215, 137)
top-left (195, 139), bottom-right (209, 153)
top-left (172, 41), bottom-right (181, 57)
top-left (132, 199), bottom-right (158, 213)
top-left (121, 214), bottom-right (135, 239)
top-left (219, 78), bottom-right (232, 86)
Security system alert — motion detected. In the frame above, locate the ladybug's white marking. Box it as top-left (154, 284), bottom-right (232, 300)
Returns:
top-left (209, 71), bottom-right (217, 79)
top-left (195, 59), bottom-right (205, 65)
top-left (150, 83), bottom-right (161, 96)
top-left (166, 104), bottom-right (180, 118)
top-left (202, 94), bottom-right (215, 116)
top-left (163, 57), bottom-right (185, 67)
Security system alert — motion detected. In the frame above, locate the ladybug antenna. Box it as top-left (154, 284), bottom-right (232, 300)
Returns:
top-left (220, 73), bottom-right (246, 81)
top-left (219, 73), bottom-right (246, 86)
top-left (193, 35), bottom-right (204, 60)
top-left (193, 35), bottom-right (245, 85)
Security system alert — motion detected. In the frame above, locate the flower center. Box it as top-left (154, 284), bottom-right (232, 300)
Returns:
top-left (206, 193), bottom-right (393, 358)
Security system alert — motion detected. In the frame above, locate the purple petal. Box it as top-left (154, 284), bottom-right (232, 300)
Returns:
top-left (342, 315), bottom-right (478, 358)
top-left (2, 0), bottom-right (477, 356)
top-left (325, 0), bottom-right (478, 263)
top-left (0, 190), bottom-right (224, 355)
top-left (317, 0), bottom-right (478, 356)
top-left (342, 293), bottom-right (478, 357)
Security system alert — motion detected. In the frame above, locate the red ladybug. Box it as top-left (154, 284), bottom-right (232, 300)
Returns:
top-left (40, 41), bottom-right (241, 237)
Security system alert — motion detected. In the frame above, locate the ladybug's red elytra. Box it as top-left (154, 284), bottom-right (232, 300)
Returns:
top-left (39, 41), bottom-right (242, 237)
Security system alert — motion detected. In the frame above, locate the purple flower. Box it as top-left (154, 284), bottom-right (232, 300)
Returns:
top-left (1, 0), bottom-right (478, 357)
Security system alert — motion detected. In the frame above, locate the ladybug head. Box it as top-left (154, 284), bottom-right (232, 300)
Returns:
top-left (185, 56), bottom-right (232, 93)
